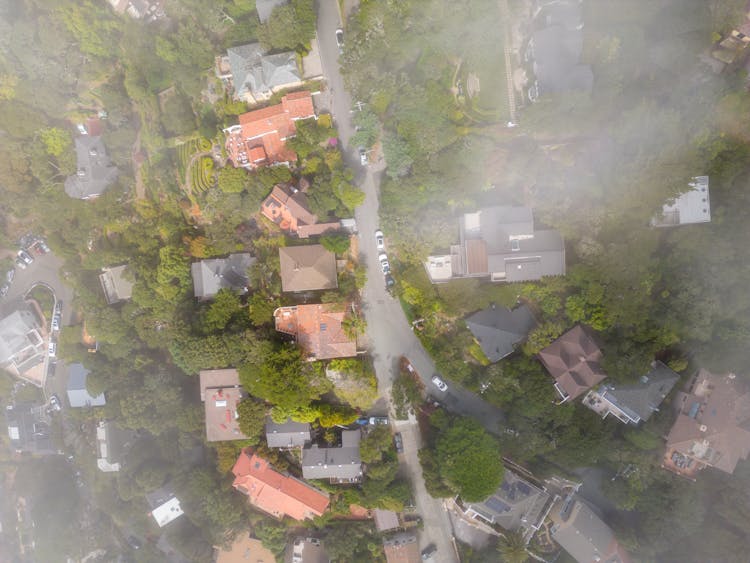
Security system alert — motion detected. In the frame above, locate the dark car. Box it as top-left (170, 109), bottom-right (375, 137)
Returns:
top-left (126, 536), bottom-right (142, 550)
top-left (394, 432), bottom-right (404, 454)
top-left (385, 274), bottom-right (395, 289)
top-left (421, 545), bottom-right (437, 560)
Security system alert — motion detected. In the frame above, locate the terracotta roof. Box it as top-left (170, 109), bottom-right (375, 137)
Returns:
top-left (232, 449), bottom-right (329, 520)
top-left (261, 184), bottom-right (318, 234)
top-left (279, 245), bottom-right (338, 292)
top-left (274, 303), bottom-right (357, 360)
top-left (538, 325), bottom-right (606, 401)
top-left (383, 534), bottom-right (420, 563)
top-left (664, 370), bottom-right (750, 475)
top-left (226, 92), bottom-right (315, 169)
top-left (199, 369), bottom-right (248, 442)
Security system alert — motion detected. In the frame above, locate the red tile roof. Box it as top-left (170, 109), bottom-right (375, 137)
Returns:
top-left (232, 449), bottom-right (329, 521)
top-left (226, 92), bottom-right (315, 169)
top-left (261, 184), bottom-right (318, 234)
top-left (274, 303), bottom-right (357, 360)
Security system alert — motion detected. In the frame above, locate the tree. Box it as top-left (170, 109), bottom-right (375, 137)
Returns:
top-left (434, 416), bottom-right (504, 502)
top-left (320, 232), bottom-right (351, 254)
top-left (202, 288), bottom-right (242, 333)
top-left (382, 132), bottom-right (414, 178)
top-left (38, 127), bottom-right (72, 157)
top-left (342, 309), bottom-right (366, 339)
top-left (248, 292), bottom-right (279, 327)
top-left (217, 166), bottom-right (249, 193)
top-left (239, 344), bottom-right (331, 411)
top-left (258, 0), bottom-right (316, 52)
top-left (498, 531), bottom-right (529, 563)
top-left (236, 397), bottom-right (267, 443)
top-left (359, 426), bottom-right (393, 464)
top-left (522, 320), bottom-right (567, 356)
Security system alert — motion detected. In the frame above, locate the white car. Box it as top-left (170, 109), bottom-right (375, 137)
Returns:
top-left (431, 375), bottom-right (448, 392)
top-left (49, 395), bottom-right (62, 412)
top-left (378, 253), bottom-right (390, 275)
top-left (335, 28), bottom-right (344, 52)
top-left (359, 147), bottom-right (368, 166)
top-left (51, 317), bottom-right (60, 331)
top-left (375, 230), bottom-right (385, 251)
top-left (48, 342), bottom-right (56, 358)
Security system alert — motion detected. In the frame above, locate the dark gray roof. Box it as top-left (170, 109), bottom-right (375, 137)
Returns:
top-left (5, 402), bottom-right (56, 455)
top-left (96, 421), bottom-right (135, 470)
top-left (487, 230), bottom-right (566, 282)
top-left (538, 1), bottom-right (583, 32)
top-left (302, 430), bottom-right (362, 480)
top-left (551, 495), bottom-right (625, 563)
top-left (66, 363), bottom-right (106, 408)
top-left (255, 0), bottom-right (287, 23)
top-left (64, 136), bottom-right (118, 199)
top-left (265, 417), bottom-right (311, 448)
top-left (463, 207), bottom-right (534, 249)
top-left (530, 25), bottom-right (593, 95)
top-left (465, 468), bottom-right (551, 535)
top-left (191, 253), bottom-right (256, 299)
top-left (599, 361), bottom-right (680, 422)
top-left (466, 305), bottom-right (536, 362)
top-left (227, 43), bottom-right (300, 99)
top-left (99, 265), bottom-right (134, 304)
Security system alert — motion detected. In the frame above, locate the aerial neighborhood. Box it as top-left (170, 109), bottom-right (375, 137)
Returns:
top-left (2, 0), bottom-right (750, 562)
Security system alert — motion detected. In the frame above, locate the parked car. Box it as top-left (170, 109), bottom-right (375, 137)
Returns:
top-left (51, 317), bottom-right (60, 331)
top-left (335, 28), bottom-right (344, 52)
top-left (48, 342), bottom-right (56, 358)
top-left (48, 395), bottom-right (62, 412)
top-left (15, 257), bottom-right (27, 270)
top-left (38, 240), bottom-right (50, 253)
top-left (355, 417), bottom-right (370, 426)
top-left (359, 147), bottom-right (368, 166)
top-left (369, 416), bottom-right (389, 425)
top-left (55, 301), bottom-right (63, 314)
top-left (394, 432), bottom-right (404, 454)
top-left (47, 362), bottom-right (56, 379)
top-left (421, 545), bottom-right (437, 560)
top-left (18, 250), bottom-right (33, 265)
top-left (6, 269), bottom-right (14, 283)
top-left (375, 229), bottom-right (385, 251)
top-left (378, 253), bottom-right (390, 275)
top-left (431, 375), bottom-right (448, 392)
top-left (0, 284), bottom-right (8, 297)
top-left (385, 273), bottom-right (395, 289)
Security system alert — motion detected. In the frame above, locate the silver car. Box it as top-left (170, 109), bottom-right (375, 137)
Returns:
top-left (431, 375), bottom-right (448, 392)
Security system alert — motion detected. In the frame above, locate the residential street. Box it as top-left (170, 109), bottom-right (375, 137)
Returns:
top-left (316, 2), bottom-right (503, 561)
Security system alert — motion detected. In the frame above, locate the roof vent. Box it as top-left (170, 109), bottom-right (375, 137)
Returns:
top-left (729, 373), bottom-right (736, 379)
top-left (89, 148), bottom-right (98, 156)
top-left (699, 424), bottom-right (708, 432)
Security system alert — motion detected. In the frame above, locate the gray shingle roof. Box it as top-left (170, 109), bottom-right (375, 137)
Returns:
top-left (599, 361), bottom-right (680, 422)
top-left (466, 305), bottom-right (536, 362)
top-left (191, 253), bottom-right (256, 299)
top-left (255, 0), bottom-right (287, 23)
top-left (551, 495), bottom-right (627, 563)
top-left (530, 14), bottom-right (593, 96)
top-left (66, 363), bottom-right (106, 408)
top-left (228, 43), bottom-right (300, 99)
top-left (64, 136), bottom-right (118, 199)
top-left (302, 430), bottom-right (362, 481)
top-left (5, 402), bottom-right (56, 455)
top-left (265, 417), bottom-right (311, 448)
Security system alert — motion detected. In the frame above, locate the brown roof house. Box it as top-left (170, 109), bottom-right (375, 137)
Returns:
top-left (549, 493), bottom-right (631, 563)
top-left (274, 303), bottom-right (357, 360)
top-left (424, 206), bottom-right (565, 284)
top-left (538, 325), bottom-right (607, 403)
top-left (382, 533), bottom-right (420, 563)
top-left (199, 369), bottom-right (248, 442)
top-left (261, 183), bottom-right (340, 238)
top-left (662, 369), bottom-right (750, 479)
top-left (279, 245), bottom-right (338, 293)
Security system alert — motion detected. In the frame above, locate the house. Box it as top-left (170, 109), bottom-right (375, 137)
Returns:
top-left (218, 43), bottom-right (301, 104)
top-left (146, 484), bottom-right (184, 528)
top-left (525, 1), bottom-right (593, 101)
top-left (458, 467), bottom-right (553, 543)
top-left (96, 421), bottom-right (134, 472)
top-left (301, 429), bottom-right (362, 483)
top-left (224, 91), bottom-right (315, 169)
top-left (285, 537), bottom-right (329, 563)
top-left (373, 509), bottom-right (401, 533)
top-left (199, 369), bottom-right (247, 442)
top-left (538, 325), bottom-right (606, 402)
top-left (191, 253), bottom-right (256, 300)
top-left (662, 369), bottom-right (750, 479)
top-left (5, 402), bottom-right (56, 455)
top-left (232, 448), bottom-right (330, 520)
top-left (710, 30), bottom-right (750, 71)
top-left (549, 493), bottom-right (631, 563)
top-left (256, 0), bottom-right (287, 23)
top-left (382, 533), bottom-right (420, 563)
top-left (650, 176), bottom-right (711, 227)
top-left (106, 0), bottom-right (165, 20)
top-left (465, 304), bottom-right (536, 362)
top-left (261, 183), bottom-right (341, 238)
top-left (274, 303), bottom-right (357, 360)
top-left (279, 245), bottom-right (338, 293)
top-left (424, 206), bottom-right (565, 284)
top-left (64, 136), bottom-right (118, 200)
top-left (265, 417), bottom-right (311, 448)
top-left (583, 361), bottom-right (680, 425)
top-left (215, 534), bottom-right (276, 563)
top-left (66, 363), bottom-right (106, 408)
top-left (0, 304), bottom-right (46, 378)
top-left (99, 265), bottom-right (134, 305)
